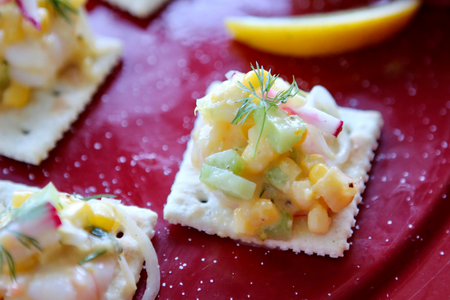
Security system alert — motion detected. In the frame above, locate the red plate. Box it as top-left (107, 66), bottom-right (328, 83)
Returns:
top-left (1, 0), bottom-right (450, 299)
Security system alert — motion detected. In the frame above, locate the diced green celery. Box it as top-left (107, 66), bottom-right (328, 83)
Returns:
top-left (205, 149), bottom-right (245, 175)
top-left (200, 164), bottom-right (256, 200)
top-left (259, 211), bottom-right (293, 240)
top-left (253, 107), bottom-right (307, 154)
top-left (265, 157), bottom-right (301, 190)
top-left (265, 167), bottom-right (288, 190)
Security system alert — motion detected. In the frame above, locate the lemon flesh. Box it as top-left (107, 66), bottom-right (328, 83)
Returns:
top-left (225, 0), bottom-right (421, 57)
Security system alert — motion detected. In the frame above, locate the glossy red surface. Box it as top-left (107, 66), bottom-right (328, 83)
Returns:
top-left (1, 1), bottom-right (450, 299)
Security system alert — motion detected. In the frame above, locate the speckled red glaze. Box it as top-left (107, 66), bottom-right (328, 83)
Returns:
top-left (1, 0), bottom-right (450, 299)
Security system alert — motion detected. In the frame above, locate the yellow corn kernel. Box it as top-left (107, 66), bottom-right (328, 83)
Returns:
top-left (59, 202), bottom-right (95, 228)
top-left (2, 81), bottom-right (31, 108)
top-left (300, 154), bottom-right (327, 173)
top-left (242, 69), bottom-right (269, 90)
top-left (88, 201), bottom-right (120, 232)
top-left (290, 180), bottom-right (316, 210)
top-left (309, 163), bottom-right (330, 185)
top-left (312, 167), bottom-right (357, 213)
top-left (11, 191), bottom-right (34, 208)
top-left (0, 5), bottom-right (25, 45)
top-left (307, 204), bottom-right (331, 235)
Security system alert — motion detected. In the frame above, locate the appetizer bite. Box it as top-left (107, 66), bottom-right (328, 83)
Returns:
top-left (164, 65), bottom-right (382, 257)
top-left (102, 0), bottom-right (167, 18)
top-left (0, 0), bottom-right (123, 165)
top-left (0, 180), bottom-right (159, 300)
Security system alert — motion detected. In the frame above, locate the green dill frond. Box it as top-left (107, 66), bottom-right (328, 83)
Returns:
top-left (9, 231), bottom-right (42, 252)
top-left (0, 245), bottom-right (16, 281)
top-left (231, 63), bottom-right (304, 157)
top-left (73, 194), bottom-right (117, 201)
top-left (78, 249), bottom-right (107, 265)
top-left (47, 0), bottom-right (78, 22)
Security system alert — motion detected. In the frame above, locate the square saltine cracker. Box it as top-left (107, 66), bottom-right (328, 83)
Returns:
top-left (0, 37), bottom-right (122, 165)
top-left (164, 90), bottom-right (382, 258)
top-left (0, 180), bottom-right (160, 299)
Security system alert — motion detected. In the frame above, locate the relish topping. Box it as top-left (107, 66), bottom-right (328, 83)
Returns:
top-left (194, 65), bottom-right (358, 240)
top-left (0, 0), bottom-right (100, 108)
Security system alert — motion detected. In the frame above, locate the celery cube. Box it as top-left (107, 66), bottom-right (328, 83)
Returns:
top-left (200, 164), bottom-right (256, 200)
top-left (254, 107), bottom-right (307, 154)
top-left (205, 149), bottom-right (245, 175)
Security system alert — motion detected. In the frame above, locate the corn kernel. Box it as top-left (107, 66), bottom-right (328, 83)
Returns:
top-left (242, 69), bottom-right (269, 90)
top-left (2, 81), bottom-right (31, 108)
top-left (307, 204), bottom-right (331, 234)
top-left (11, 191), bottom-right (34, 208)
top-left (290, 180), bottom-right (316, 210)
top-left (312, 167), bottom-right (357, 213)
top-left (88, 201), bottom-right (120, 232)
top-left (59, 202), bottom-right (95, 228)
top-left (309, 163), bottom-right (329, 185)
top-left (0, 4), bottom-right (25, 45)
top-left (300, 154), bottom-right (326, 173)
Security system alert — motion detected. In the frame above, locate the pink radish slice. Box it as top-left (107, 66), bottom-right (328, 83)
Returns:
top-left (225, 70), bottom-right (239, 80)
top-left (255, 88), bottom-right (278, 99)
top-left (282, 105), bottom-right (343, 137)
top-left (16, 0), bottom-right (41, 30)
top-left (10, 202), bottom-right (61, 239)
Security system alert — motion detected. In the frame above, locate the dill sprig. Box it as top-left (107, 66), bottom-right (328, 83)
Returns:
top-left (73, 193), bottom-right (117, 201)
top-left (0, 245), bottom-right (16, 281)
top-left (47, 0), bottom-right (78, 21)
top-left (232, 63), bottom-right (306, 157)
top-left (9, 230), bottom-right (41, 252)
top-left (0, 230), bottom-right (41, 281)
top-left (0, 205), bottom-right (45, 281)
top-left (79, 249), bottom-right (107, 265)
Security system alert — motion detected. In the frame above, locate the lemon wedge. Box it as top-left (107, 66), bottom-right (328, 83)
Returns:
top-left (225, 0), bottom-right (421, 57)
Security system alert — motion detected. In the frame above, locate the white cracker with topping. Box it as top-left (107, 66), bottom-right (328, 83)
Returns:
top-left (0, 180), bottom-right (159, 300)
top-left (164, 98), bottom-right (382, 257)
top-left (102, 0), bottom-right (167, 18)
top-left (0, 37), bottom-right (122, 165)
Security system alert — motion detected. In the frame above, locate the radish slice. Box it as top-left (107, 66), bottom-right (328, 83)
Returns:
top-left (281, 105), bottom-right (343, 137)
top-left (307, 85), bottom-right (340, 119)
top-left (333, 128), bottom-right (351, 164)
top-left (16, 0), bottom-right (41, 30)
top-left (11, 202), bottom-right (62, 238)
top-left (225, 70), bottom-right (239, 80)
